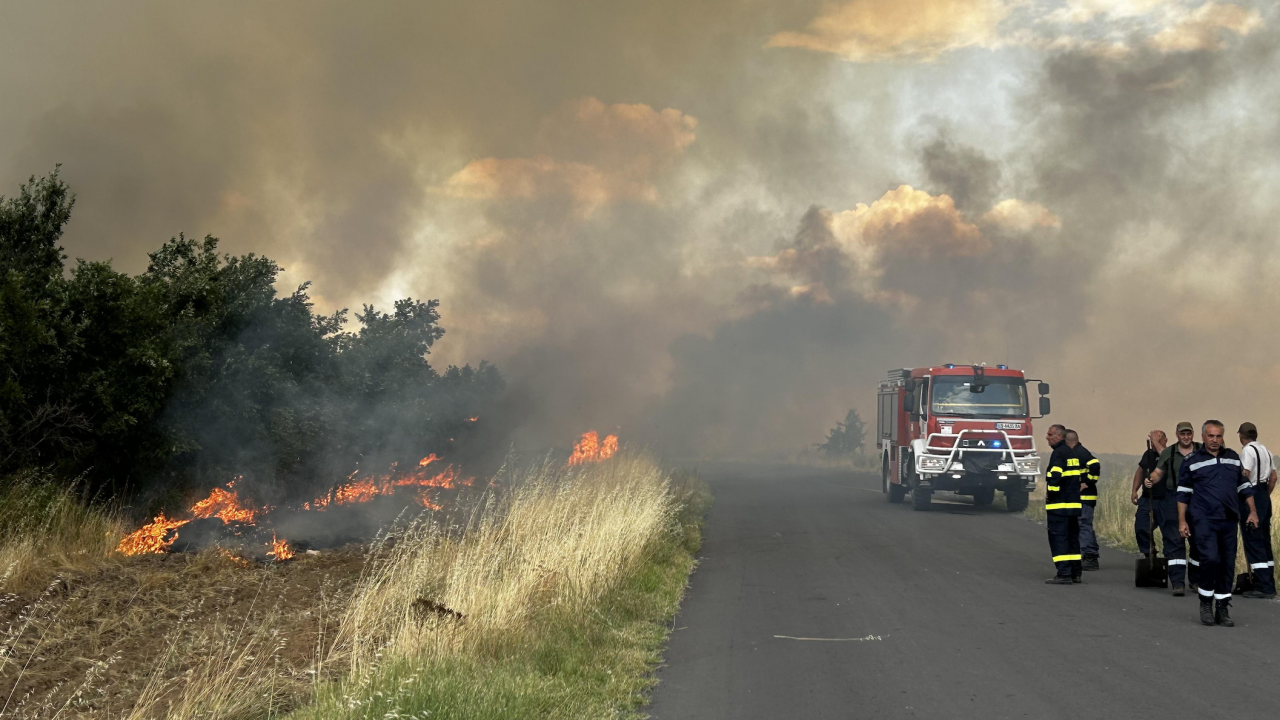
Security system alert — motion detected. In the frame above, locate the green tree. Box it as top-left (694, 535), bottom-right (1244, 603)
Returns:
top-left (817, 408), bottom-right (865, 457)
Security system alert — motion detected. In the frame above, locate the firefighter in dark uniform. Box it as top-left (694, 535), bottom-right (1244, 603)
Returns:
top-left (1177, 420), bottom-right (1261, 626)
top-left (1078, 443), bottom-right (1102, 571)
top-left (1045, 429), bottom-right (1087, 584)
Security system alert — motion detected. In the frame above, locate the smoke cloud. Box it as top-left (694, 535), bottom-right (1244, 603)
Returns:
top-left (3, 0), bottom-right (1279, 455)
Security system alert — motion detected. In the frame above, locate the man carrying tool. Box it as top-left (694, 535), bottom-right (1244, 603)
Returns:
top-left (1237, 422), bottom-right (1276, 600)
top-left (1133, 430), bottom-right (1165, 552)
top-left (1079, 437), bottom-right (1102, 571)
top-left (1045, 428), bottom-right (1086, 584)
top-left (1149, 422), bottom-right (1200, 592)
top-left (1177, 420), bottom-right (1260, 626)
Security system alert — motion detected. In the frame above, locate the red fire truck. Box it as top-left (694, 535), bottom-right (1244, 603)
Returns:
top-left (876, 364), bottom-right (1050, 511)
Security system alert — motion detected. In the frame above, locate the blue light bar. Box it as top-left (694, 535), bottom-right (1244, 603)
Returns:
top-left (997, 364), bottom-right (1007, 370)
top-left (944, 363), bottom-right (955, 369)
top-left (993, 441), bottom-right (1002, 448)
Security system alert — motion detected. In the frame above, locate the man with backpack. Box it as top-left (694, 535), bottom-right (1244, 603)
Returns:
top-left (1147, 422), bottom-right (1200, 595)
top-left (1237, 422), bottom-right (1276, 600)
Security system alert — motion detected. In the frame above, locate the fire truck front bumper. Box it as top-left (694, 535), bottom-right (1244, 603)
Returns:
top-left (915, 456), bottom-right (1039, 491)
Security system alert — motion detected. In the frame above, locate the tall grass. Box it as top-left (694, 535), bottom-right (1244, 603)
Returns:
top-left (1, 452), bottom-right (705, 719)
top-left (0, 469), bottom-right (129, 593)
top-left (295, 452), bottom-right (693, 719)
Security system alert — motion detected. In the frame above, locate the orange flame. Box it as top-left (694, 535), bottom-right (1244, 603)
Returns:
top-left (266, 533), bottom-right (294, 561)
top-left (566, 431), bottom-right (619, 466)
top-left (416, 490), bottom-right (443, 510)
top-left (190, 486), bottom-right (260, 524)
top-left (116, 513), bottom-right (190, 556)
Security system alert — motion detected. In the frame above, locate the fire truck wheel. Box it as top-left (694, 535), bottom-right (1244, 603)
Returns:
top-left (972, 488), bottom-right (995, 506)
top-left (889, 482), bottom-right (907, 504)
top-left (1004, 488), bottom-right (1029, 513)
top-left (912, 488), bottom-right (932, 511)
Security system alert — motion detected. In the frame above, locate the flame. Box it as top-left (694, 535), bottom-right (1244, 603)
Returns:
top-left (190, 486), bottom-right (260, 524)
top-left (304, 459), bottom-right (471, 510)
top-left (467, 416), bottom-right (479, 422)
top-left (266, 533), bottom-right (294, 561)
top-left (119, 454), bottom-right (470, 556)
top-left (416, 490), bottom-right (443, 510)
top-left (566, 431), bottom-right (619, 466)
top-left (116, 513), bottom-right (190, 556)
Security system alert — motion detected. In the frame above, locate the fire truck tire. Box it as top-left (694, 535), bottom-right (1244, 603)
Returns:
top-left (889, 482), bottom-right (907, 504)
top-left (912, 487), bottom-right (932, 511)
top-left (972, 488), bottom-right (996, 506)
top-left (1004, 488), bottom-right (1029, 513)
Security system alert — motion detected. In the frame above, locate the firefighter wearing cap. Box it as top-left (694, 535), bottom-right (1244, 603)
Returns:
top-left (1149, 421), bottom-right (1201, 593)
top-left (1237, 422), bottom-right (1276, 599)
top-left (1177, 420), bottom-right (1260, 626)
top-left (1044, 429), bottom-right (1087, 584)
top-left (1078, 442), bottom-right (1102, 571)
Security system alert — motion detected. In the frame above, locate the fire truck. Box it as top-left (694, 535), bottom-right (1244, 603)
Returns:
top-left (876, 364), bottom-right (1050, 511)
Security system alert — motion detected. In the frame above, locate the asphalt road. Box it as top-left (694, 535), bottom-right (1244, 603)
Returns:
top-left (648, 464), bottom-right (1280, 719)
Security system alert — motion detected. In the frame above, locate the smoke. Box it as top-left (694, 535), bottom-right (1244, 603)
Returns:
top-left (4, 1), bottom-right (1279, 455)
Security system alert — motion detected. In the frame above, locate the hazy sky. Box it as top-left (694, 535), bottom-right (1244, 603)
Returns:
top-left (3, 0), bottom-right (1278, 455)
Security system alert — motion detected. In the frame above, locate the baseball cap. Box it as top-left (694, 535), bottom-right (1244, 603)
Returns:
top-left (1176, 421), bottom-right (1194, 433)
top-left (1239, 421), bottom-right (1257, 436)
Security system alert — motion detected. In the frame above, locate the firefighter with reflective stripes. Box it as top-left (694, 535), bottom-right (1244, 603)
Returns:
top-left (1177, 420), bottom-right (1260, 626)
top-left (1078, 446), bottom-right (1102, 571)
top-left (1044, 429), bottom-right (1087, 584)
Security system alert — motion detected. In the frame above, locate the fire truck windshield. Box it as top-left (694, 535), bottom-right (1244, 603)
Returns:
top-left (930, 376), bottom-right (1028, 418)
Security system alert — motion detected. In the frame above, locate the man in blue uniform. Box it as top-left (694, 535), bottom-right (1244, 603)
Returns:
top-left (1149, 422), bottom-right (1201, 593)
top-left (1078, 440), bottom-right (1102, 571)
top-left (1045, 428), bottom-right (1086, 584)
top-left (1177, 420), bottom-right (1260, 626)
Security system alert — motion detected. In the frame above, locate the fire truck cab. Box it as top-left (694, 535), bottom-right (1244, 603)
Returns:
top-left (876, 364), bottom-right (1050, 511)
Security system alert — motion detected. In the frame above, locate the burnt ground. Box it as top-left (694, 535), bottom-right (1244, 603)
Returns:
top-left (648, 464), bottom-right (1280, 720)
top-left (1, 545), bottom-right (368, 718)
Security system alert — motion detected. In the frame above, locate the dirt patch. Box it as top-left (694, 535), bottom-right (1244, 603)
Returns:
top-left (1, 546), bottom-right (367, 718)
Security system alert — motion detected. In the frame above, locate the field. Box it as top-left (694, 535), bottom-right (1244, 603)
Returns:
top-left (0, 453), bottom-right (709, 719)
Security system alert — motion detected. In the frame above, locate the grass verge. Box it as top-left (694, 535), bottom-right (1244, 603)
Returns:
top-left (290, 456), bottom-right (710, 720)
top-left (1, 453), bottom-right (709, 719)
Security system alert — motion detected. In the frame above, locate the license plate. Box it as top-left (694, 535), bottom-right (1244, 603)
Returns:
top-left (996, 422), bottom-right (1022, 430)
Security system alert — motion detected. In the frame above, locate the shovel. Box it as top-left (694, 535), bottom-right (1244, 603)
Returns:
top-left (1135, 490), bottom-right (1168, 588)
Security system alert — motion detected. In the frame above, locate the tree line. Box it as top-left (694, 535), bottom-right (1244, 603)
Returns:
top-left (0, 170), bottom-right (503, 510)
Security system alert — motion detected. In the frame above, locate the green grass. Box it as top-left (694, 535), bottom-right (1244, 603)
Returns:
top-left (287, 469), bottom-right (711, 720)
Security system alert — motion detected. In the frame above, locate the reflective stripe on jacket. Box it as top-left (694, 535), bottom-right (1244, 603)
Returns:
top-left (1045, 444), bottom-right (1083, 516)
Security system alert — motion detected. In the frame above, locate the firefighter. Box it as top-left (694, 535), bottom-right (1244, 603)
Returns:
top-left (1149, 421), bottom-right (1201, 592)
top-left (1177, 420), bottom-right (1260, 626)
top-left (1044, 428), bottom-right (1085, 584)
top-left (1078, 439), bottom-right (1102, 571)
top-left (1132, 430), bottom-right (1165, 557)
top-left (1237, 422), bottom-right (1276, 599)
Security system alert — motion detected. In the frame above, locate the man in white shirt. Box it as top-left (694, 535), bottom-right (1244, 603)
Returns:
top-left (1238, 422), bottom-right (1276, 599)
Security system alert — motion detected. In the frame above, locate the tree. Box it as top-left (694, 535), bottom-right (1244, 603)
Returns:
top-left (817, 408), bottom-right (865, 457)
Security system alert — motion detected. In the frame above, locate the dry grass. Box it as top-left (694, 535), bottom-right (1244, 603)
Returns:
top-left (1, 452), bottom-right (702, 720)
top-left (0, 469), bottom-right (130, 593)
top-left (296, 452), bottom-right (683, 718)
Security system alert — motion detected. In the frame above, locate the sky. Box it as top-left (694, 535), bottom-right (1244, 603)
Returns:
top-left (2, 0), bottom-right (1278, 455)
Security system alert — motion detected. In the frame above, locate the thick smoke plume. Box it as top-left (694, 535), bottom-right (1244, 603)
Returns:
top-left (4, 1), bottom-right (1279, 455)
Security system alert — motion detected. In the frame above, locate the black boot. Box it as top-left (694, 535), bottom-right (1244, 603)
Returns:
top-left (1045, 576), bottom-right (1073, 585)
top-left (1071, 575), bottom-right (1082, 583)
top-left (1082, 556), bottom-right (1100, 571)
top-left (1215, 601), bottom-right (1234, 627)
top-left (1200, 601), bottom-right (1215, 626)
top-left (1171, 583), bottom-right (1185, 597)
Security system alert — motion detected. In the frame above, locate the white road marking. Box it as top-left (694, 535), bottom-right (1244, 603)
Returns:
top-left (772, 634), bottom-right (885, 642)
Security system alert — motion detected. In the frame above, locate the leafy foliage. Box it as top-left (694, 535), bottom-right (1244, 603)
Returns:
top-left (816, 408), bottom-right (865, 457)
top-left (0, 171), bottom-right (503, 507)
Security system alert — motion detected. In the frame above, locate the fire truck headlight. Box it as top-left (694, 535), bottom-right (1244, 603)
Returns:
top-left (1015, 459), bottom-right (1039, 474)
top-left (918, 456), bottom-right (947, 471)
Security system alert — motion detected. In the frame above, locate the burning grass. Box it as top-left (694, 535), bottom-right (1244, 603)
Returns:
top-left (1, 452), bottom-right (709, 719)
